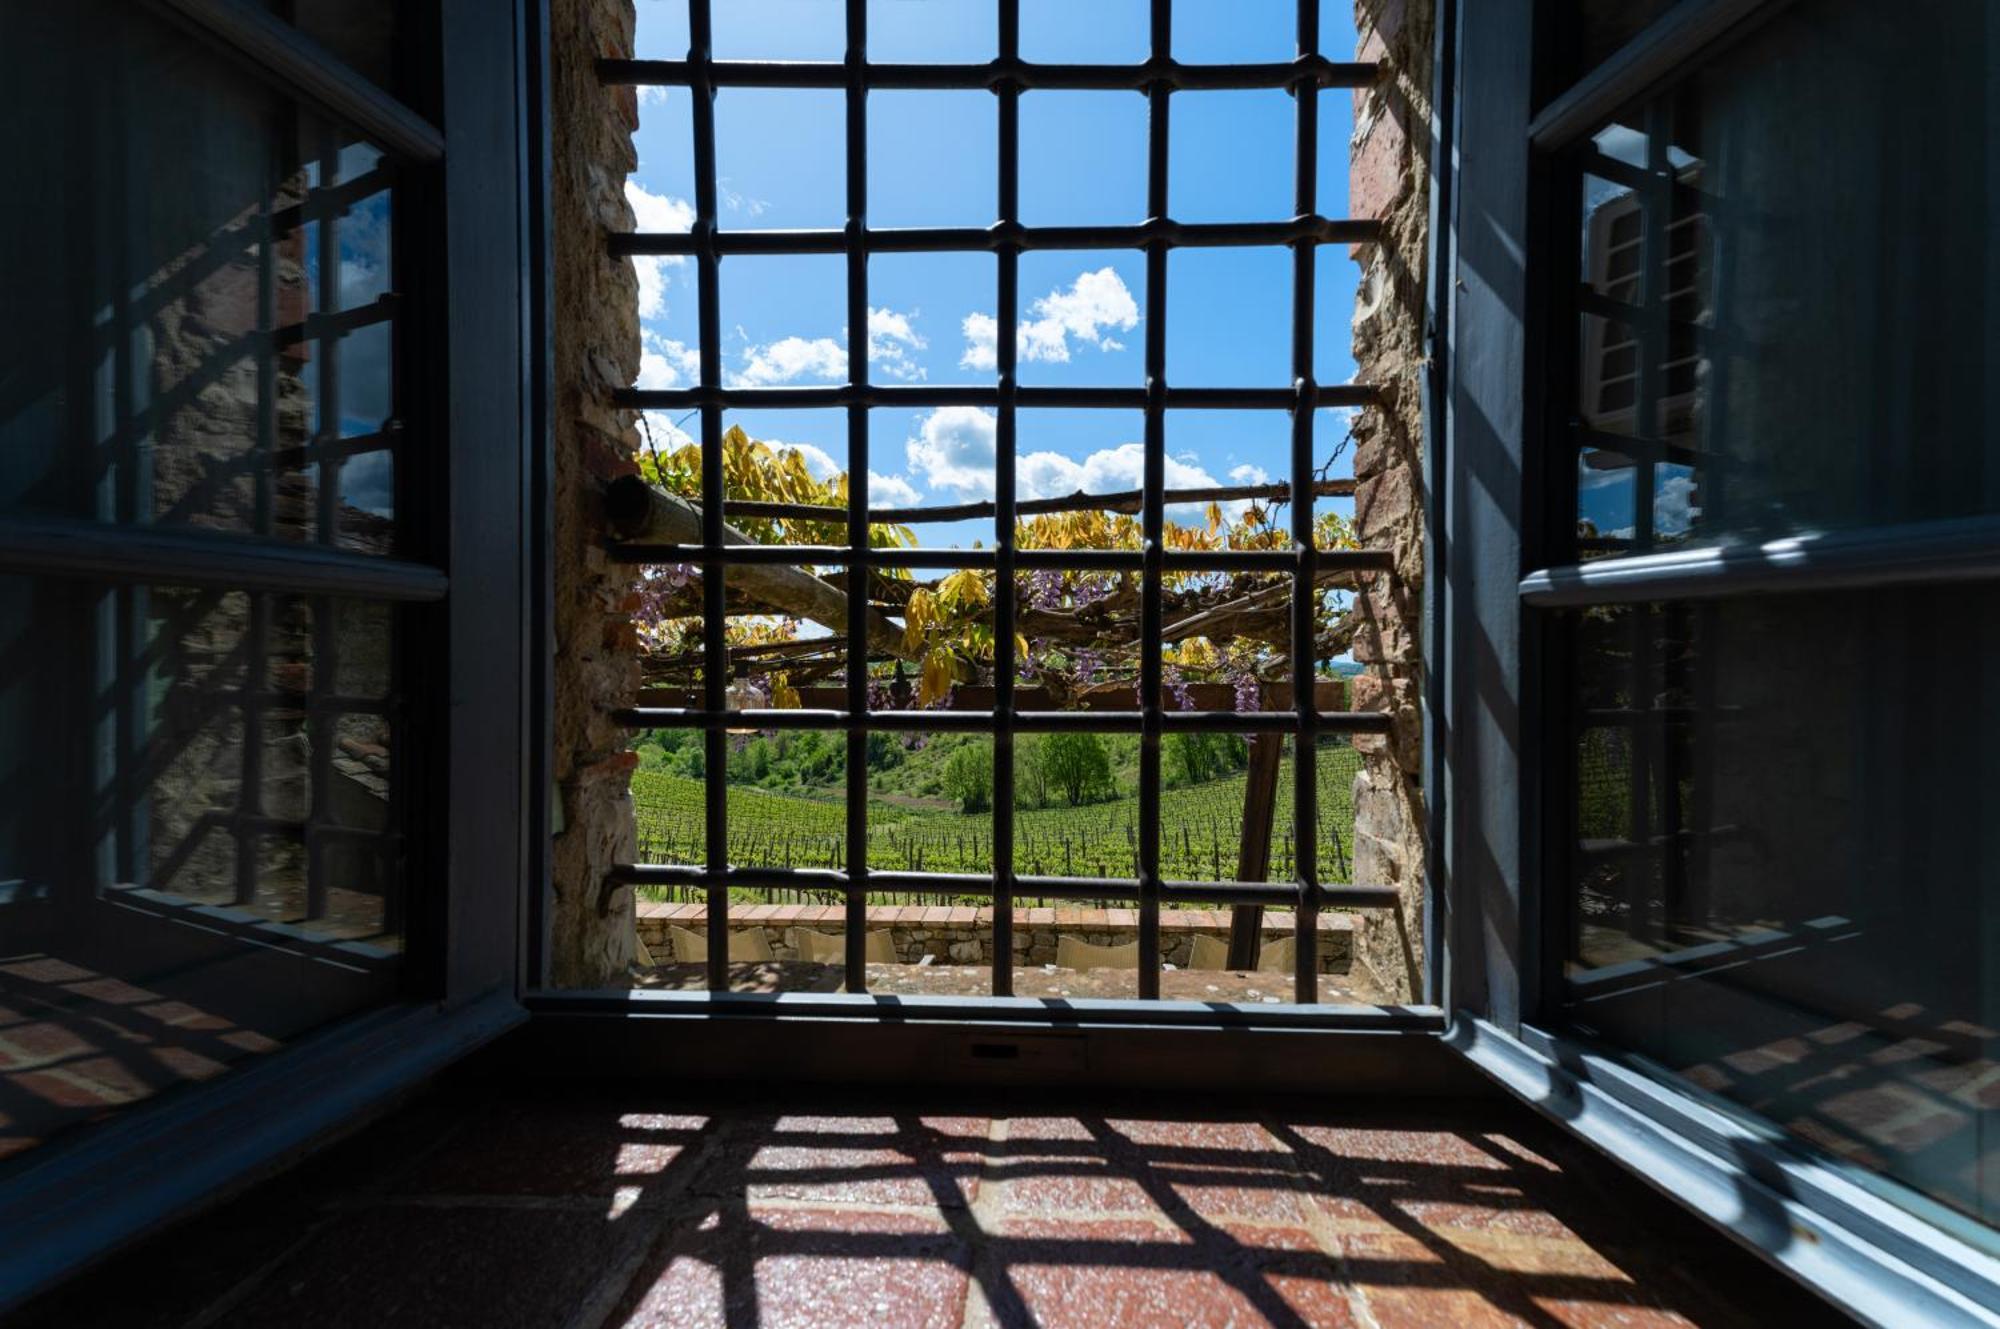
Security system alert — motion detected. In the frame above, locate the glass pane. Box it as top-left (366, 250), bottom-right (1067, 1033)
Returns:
top-left (1565, 0), bottom-right (1996, 551)
top-left (271, 0), bottom-right (403, 94)
top-left (1557, 588), bottom-right (2000, 1233)
top-left (0, 577), bottom-right (404, 1163)
top-left (1556, 0), bottom-right (1679, 85)
top-left (0, 0), bottom-right (401, 550)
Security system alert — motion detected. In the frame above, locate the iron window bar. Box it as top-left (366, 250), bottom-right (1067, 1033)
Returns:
top-left (610, 218), bottom-right (1378, 256)
top-left (598, 55), bottom-right (1378, 93)
top-left (615, 383), bottom-right (1377, 411)
top-left (607, 0), bottom-right (1385, 1002)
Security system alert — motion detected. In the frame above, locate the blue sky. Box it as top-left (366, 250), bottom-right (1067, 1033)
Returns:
top-left (629, 0), bottom-right (1363, 548)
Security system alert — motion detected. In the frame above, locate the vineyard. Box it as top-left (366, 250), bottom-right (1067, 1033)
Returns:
top-left (632, 741), bottom-right (1361, 906)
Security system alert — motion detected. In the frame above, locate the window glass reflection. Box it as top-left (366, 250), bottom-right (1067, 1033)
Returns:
top-left (0, 576), bottom-right (405, 1161)
top-left (0, 0), bottom-right (400, 550)
top-left (1568, 0), bottom-right (1996, 553)
top-left (1559, 589), bottom-right (2000, 1229)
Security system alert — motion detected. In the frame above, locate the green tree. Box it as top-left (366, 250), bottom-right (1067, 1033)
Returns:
top-left (1165, 730), bottom-right (1248, 786)
top-left (941, 741), bottom-right (993, 813)
top-left (1038, 731), bottom-right (1113, 806)
top-left (1018, 738), bottom-right (1049, 807)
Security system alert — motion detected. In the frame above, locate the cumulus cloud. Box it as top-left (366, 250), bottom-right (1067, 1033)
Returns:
top-left (638, 85), bottom-right (668, 107)
top-left (733, 335), bottom-right (848, 387)
top-left (768, 439), bottom-right (843, 481)
top-left (867, 471), bottom-right (923, 507)
top-left (960, 312), bottom-right (999, 372)
top-left (1228, 463), bottom-right (1270, 486)
top-left (730, 305), bottom-right (927, 387)
top-left (637, 330), bottom-right (701, 389)
top-left (867, 306), bottom-right (928, 382)
top-left (906, 406), bottom-right (998, 496)
top-left (624, 181), bottom-right (695, 319)
top-left (1018, 442), bottom-right (1241, 524)
top-left (959, 268), bottom-right (1139, 370)
top-left (903, 407), bottom-right (1251, 524)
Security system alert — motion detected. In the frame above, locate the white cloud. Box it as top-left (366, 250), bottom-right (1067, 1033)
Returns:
top-left (729, 305), bottom-right (928, 387)
top-left (638, 410), bottom-right (695, 451)
top-left (769, 439), bottom-right (843, 481)
top-left (637, 331), bottom-right (701, 389)
top-left (867, 307), bottom-right (928, 382)
top-left (1228, 464), bottom-right (1270, 486)
top-left (733, 335), bottom-right (848, 387)
top-left (960, 312), bottom-right (998, 372)
top-left (638, 85), bottom-right (668, 107)
top-left (959, 267), bottom-right (1139, 369)
top-left (1018, 442), bottom-right (1239, 524)
top-left (624, 181), bottom-right (695, 319)
top-left (1655, 472), bottom-right (1700, 537)
top-left (906, 406), bottom-right (998, 497)
top-left (1023, 267), bottom-right (1139, 362)
top-left (720, 180), bottom-right (770, 217)
top-left (867, 471), bottom-right (923, 507)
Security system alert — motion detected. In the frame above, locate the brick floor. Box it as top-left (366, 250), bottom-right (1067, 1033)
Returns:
top-left (12, 1086), bottom-right (1852, 1328)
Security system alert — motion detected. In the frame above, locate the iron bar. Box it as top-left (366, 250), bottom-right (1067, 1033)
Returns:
top-left (1288, 0), bottom-right (1323, 1003)
top-left (689, 0), bottom-right (728, 992)
top-left (610, 216), bottom-right (1379, 256)
top-left (842, 0), bottom-right (870, 993)
top-left (609, 707), bottom-right (1394, 734)
top-left (615, 382), bottom-right (1377, 411)
top-left (621, 0), bottom-right (1385, 1006)
top-left (598, 55), bottom-right (1380, 93)
top-left (1135, 0), bottom-right (1171, 998)
top-left (990, 0), bottom-right (1022, 997)
top-left (606, 541), bottom-right (1391, 574)
top-left (716, 477), bottom-right (1356, 526)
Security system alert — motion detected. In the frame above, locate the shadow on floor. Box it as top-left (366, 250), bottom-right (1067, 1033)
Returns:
top-left (12, 1081), bottom-right (1854, 1328)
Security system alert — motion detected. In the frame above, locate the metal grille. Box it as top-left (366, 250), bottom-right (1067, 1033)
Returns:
top-left (600, 0), bottom-right (1393, 1003)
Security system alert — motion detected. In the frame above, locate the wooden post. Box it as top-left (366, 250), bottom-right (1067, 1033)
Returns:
top-left (1228, 732), bottom-right (1284, 968)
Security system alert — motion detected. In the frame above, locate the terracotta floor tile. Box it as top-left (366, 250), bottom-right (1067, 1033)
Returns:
top-left (987, 1216), bottom-right (1361, 1328)
top-left (996, 1115), bottom-right (1309, 1224)
top-left (400, 1101), bottom-right (712, 1201)
top-left (717, 1114), bottom-right (989, 1208)
top-left (213, 1204), bottom-right (646, 1329)
top-left (613, 1207), bottom-right (971, 1329)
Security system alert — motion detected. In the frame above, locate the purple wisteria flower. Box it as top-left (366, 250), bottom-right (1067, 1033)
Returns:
top-left (1233, 671), bottom-right (1260, 712)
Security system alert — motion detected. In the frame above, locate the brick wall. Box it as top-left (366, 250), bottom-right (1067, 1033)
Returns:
top-left (638, 903), bottom-right (1355, 974)
top-left (1347, 0), bottom-right (1431, 1000)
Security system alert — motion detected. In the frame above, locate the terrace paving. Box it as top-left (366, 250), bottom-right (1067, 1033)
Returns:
top-left (14, 1081), bottom-right (1850, 1328)
top-left (633, 961), bottom-right (1389, 1004)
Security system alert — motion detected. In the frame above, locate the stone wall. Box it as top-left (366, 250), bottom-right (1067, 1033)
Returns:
top-left (1346, 0), bottom-right (1432, 1000)
top-left (638, 903), bottom-right (1355, 974)
top-left (548, 0), bottom-right (644, 987)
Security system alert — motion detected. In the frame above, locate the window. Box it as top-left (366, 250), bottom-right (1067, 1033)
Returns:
top-left (1530, 0), bottom-right (1999, 1237)
top-left (595, 0), bottom-right (1402, 1005)
top-left (0, 0), bottom-right (443, 1162)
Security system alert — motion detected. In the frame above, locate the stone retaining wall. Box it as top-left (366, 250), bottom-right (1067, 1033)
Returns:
top-left (637, 903), bottom-right (1353, 973)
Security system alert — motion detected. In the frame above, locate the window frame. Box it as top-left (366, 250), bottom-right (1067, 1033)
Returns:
top-left (1440, 0), bottom-right (2000, 1320)
top-left (545, 0), bottom-right (1432, 1020)
top-left (0, 0), bottom-right (537, 1307)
